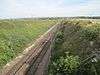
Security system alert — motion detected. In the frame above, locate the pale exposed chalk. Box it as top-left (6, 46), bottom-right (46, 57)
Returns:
top-left (6, 63), bottom-right (10, 67)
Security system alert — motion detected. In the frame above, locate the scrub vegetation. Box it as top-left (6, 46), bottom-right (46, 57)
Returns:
top-left (48, 20), bottom-right (100, 75)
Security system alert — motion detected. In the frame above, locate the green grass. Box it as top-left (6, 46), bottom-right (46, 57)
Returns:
top-left (0, 19), bottom-right (57, 68)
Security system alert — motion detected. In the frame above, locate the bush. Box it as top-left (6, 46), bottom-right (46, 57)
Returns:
top-left (55, 31), bottom-right (64, 44)
top-left (52, 30), bottom-right (64, 61)
top-left (49, 52), bottom-right (80, 75)
top-left (81, 27), bottom-right (99, 41)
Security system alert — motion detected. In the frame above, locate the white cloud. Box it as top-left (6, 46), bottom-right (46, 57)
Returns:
top-left (0, 0), bottom-right (100, 18)
top-left (75, 0), bottom-right (100, 16)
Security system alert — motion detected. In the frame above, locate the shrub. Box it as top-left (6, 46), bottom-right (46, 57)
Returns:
top-left (52, 30), bottom-right (64, 61)
top-left (55, 31), bottom-right (64, 44)
top-left (81, 27), bottom-right (99, 41)
top-left (49, 52), bottom-right (80, 75)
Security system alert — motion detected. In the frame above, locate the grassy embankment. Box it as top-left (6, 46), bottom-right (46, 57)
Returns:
top-left (0, 19), bottom-right (57, 69)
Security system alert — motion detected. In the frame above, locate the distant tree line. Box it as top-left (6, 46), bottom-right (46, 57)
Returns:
top-left (1, 16), bottom-right (100, 20)
top-left (34, 16), bottom-right (100, 20)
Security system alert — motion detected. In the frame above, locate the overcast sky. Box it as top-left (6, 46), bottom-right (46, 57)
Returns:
top-left (0, 0), bottom-right (100, 18)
